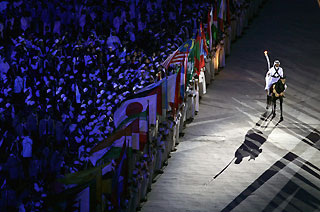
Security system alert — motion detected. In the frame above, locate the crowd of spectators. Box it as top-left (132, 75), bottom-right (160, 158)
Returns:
top-left (0, 0), bottom-right (213, 210)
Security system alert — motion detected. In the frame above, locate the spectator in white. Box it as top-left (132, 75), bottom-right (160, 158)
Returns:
top-left (21, 132), bottom-right (33, 178)
top-left (79, 10), bottom-right (86, 32)
top-left (113, 14), bottom-right (121, 34)
top-left (124, 20), bottom-right (135, 32)
top-left (156, 0), bottom-right (163, 8)
top-left (129, 1), bottom-right (136, 19)
top-left (178, 0), bottom-right (183, 15)
top-left (137, 16), bottom-right (146, 32)
top-left (20, 15), bottom-right (29, 32)
top-left (129, 31), bottom-right (135, 42)
top-left (107, 31), bottom-right (122, 53)
top-left (6, 154), bottom-right (23, 180)
top-left (75, 83), bottom-right (81, 103)
top-left (14, 75), bottom-right (24, 94)
top-left (26, 110), bottom-right (37, 136)
top-left (0, 21), bottom-right (3, 39)
top-left (90, 10), bottom-right (97, 22)
top-left (55, 120), bottom-right (64, 143)
top-left (146, 1), bottom-right (154, 14)
top-left (6, 14), bottom-right (14, 31)
top-left (124, 20), bottom-right (136, 42)
top-left (47, 114), bottom-right (55, 136)
top-left (169, 11), bottom-right (176, 22)
top-left (62, 5), bottom-right (72, 27)
top-left (39, 115), bottom-right (48, 138)
top-left (120, 10), bottom-right (126, 25)
top-left (0, 50), bottom-right (10, 78)
top-left (53, 17), bottom-right (61, 35)
top-left (41, 4), bottom-right (50, 34)
top-left (0, 1), bottom-right (9, 13)
top-left (22, 135), bottom-right (33, 158)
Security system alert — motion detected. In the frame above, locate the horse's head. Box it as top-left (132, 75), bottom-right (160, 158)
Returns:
top-left (280, 75), bottom-right (286, 84)
top-left (276, 76), bottom-right (286, 86)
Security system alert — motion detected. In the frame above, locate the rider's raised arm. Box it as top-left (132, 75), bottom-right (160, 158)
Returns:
top-left (264, 51), bottom-right (270, 70)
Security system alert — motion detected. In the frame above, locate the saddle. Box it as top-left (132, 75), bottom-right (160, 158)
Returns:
top-left (272, 79), bottom-right (286, 98)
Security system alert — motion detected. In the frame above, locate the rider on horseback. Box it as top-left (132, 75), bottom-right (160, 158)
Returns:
top-left (264, 55), bottom-right (284, 109)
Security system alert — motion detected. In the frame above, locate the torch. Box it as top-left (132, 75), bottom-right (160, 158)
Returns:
top-left (264, 50), bottom-right (270, 71)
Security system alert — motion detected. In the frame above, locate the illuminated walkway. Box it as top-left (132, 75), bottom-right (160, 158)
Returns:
top-left (142, 0), bottom-right (320, 211)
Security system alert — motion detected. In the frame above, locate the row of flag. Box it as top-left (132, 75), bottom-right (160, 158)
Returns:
top-left (56, 135), bottom-right (130, 211)
top-left (162, 0), bottom-right (231, 82)
top-left (53, 73), bottom-right (181, 211)
top-left (53, 1), bottom-right (233, 210)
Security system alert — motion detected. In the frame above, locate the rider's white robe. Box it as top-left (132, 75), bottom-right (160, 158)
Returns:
top-left (265, 66), bottom-right (283, 91)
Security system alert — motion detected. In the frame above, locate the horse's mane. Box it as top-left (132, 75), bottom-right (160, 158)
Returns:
top-left (274, 78), bottom-right (286, 86)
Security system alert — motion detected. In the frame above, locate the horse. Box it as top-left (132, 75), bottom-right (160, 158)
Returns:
top-left (271, 77), bottom-right (286, 121)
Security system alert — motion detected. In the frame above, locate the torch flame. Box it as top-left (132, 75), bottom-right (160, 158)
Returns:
top-left (264, 51), bottom-right (268, 55)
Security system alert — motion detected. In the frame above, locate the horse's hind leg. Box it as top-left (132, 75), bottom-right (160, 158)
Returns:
top-left (266, 95), bottom-right (271, 109)
top-left (280, 97), bottom-right (283, 121)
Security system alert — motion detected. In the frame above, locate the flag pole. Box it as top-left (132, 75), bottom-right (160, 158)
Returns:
top-left (146, 100), bottom-right (152, 158)
top-left (203, 157), bottom-right (236, 187)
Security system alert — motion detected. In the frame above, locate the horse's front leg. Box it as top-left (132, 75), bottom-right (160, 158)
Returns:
top-left (272, 97), bottom-right (276, 118)
top-left (280, 97), bottom-right (283, 121)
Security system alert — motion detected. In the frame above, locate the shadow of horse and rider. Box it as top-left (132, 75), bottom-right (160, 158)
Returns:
top-left (209, 112), bottom-right (282, 181)
top-left (234, 111), bottom-right (282, 164)
top-left (234, 77), bottom-right (287, 163)
top-left (205, 79), bottom-right (286, 182)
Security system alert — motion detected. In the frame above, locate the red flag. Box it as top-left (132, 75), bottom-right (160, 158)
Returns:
top-left (218, 0), bottom-right (224, 33)
top-left (170, 68), bottom-right (181, 111)
top-left (131, 118), bottom-right (147, 152)
top-left (200, 22), bottom-right (209, 56)
top-left (194, 30), bottom-right (202, 76)
top-left (147, 85), bottom-right (162, 116)
top-left (213, 1), bottom-right (218, 42)
top-left (227, 0), bottom-right (231, 25)
top-left (199, 23), bottom-right (206, 72)
top-left (161, 40), bottom-right (194, 69)
top-left (133, 80), bottom-right (163, 116)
